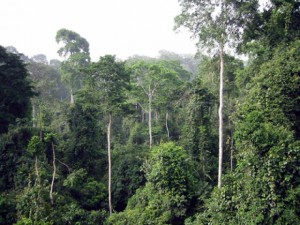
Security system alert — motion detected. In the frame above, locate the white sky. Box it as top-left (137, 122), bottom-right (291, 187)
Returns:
top-left (1, 0), bottom-right (197, 61)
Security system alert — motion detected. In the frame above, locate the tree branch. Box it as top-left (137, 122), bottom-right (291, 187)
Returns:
top-left (56, 158), bottom-right (72, 173)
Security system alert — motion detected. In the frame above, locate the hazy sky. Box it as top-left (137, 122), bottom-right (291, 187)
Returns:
top-left (1, 0), bottom-right (197, 61)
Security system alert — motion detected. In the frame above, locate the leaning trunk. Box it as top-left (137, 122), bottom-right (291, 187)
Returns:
top-left (165, 112), bottom-right (170, 139)
top-left (50, 141), bottom-right (56, 205)
top-left (218, 45), bottom-right (224, 189)
top-left (107, 113), bottom-right (112, 214)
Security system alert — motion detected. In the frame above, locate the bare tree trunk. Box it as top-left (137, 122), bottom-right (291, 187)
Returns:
top-left (107, 114), bottom-right (112, 214)
top-left (230, 124), bottom-right (234, 172)
top-left (32, 103), bottom-right (36, 128)
top-left (230, 138), bottom-right (234, 172)
top-left (35, 156), bottom-right (40, 186)
top-left (50, 141), bottom-right (56, 205)
top-left (57, 158), bottom-right (71, 173)
top-left (218, 45), bottom-right (224, 189)
top-left (149, 92), bottom-right (153, 149)
top-left (165, 112), bottom-right (170, 139)
top-left (202, 149), bottom-right (205, 176)
top-left (70, 89), bottom-right (74, 104)
top-left (34, 155), bottom-right (41, 207)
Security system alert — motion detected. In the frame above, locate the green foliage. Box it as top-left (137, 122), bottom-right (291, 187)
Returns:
top-left (108, 183), bottom-right (175, 225)
top-left (193, 125), bottom-right (300, 225)
top-left (181, 79), bottom-right (216, 156)
top-left (16, 185), bottom-right (53, 225)
top-left (2, 3), bottom-right (300, 224)
top-left (252, 40), bottom-right (300, 137)
top-left (197, 54), bottom-right (243, 168)
top-left (60, 52), bottom-right (89, 92)
top-left (15, 217), bottom-right (53, 225)
top-left (56, 28), bottom-right (90, 103)
top-left (0, 192), bottom-right (17, 224)
top-left (63, 168), bottom-right (87, 188)
top-left (87, 55), bottom-right (130, 114)
top-left (44, 132), bottom-right (57, 143)
top-left (127, 123), bottom-right (148, 145)
top-left (112, 144), bottom-right (146, 211)
top-left (64, 169), bottom-right (107, 210)
top-left (0, 46), bottom-right (35, 133)
top-left (0, 125), bottom-right (33, 191)
top-left (28, 136), bottom-right (44, 157)
top-left (107, 142), bottom-right (196, 225)
top-left (175, 0), bottom-right (243, 52)
top-left (64, 89), bottom-right (104, 174)
top-left (129, 59), bottom-right (185, 146)
top-left (27, 59), bottom-right (69, 131)
top-left (130, 60), bottom-right (180, 102)
top-left (241, 0), bottom-right (300, 52)
top-left (144, 143), bottom-right (194, 198)
top-left (231, 50), bottom-right (300, 221)
top-left (180, 79), bottom-right (218, 204)
top-left (187, 39), bottom-right (300, 225)
top-left (27, 60), bottom-right (68, 101)
top-left (159, 50), bottom-right (200, 77)
top-left (56, 28), bottom-right (90, 58)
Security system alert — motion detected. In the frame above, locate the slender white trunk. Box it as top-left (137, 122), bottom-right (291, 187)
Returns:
top-left (218, 45), bottom-right (224, 189)
top-left (165, 112), bottom-right (170, 139)
top-left (107, 114), bottom-right (112, 214)
top-left (230, 136), bottom-right (234, 172)
top-left (149, 92), bottom-right (153, 149)
top-left (229, 120), bottom-right (234, 172)
top-left (202, 145), bottom-right (205, 175)
top-left (35, 156), bottom-right (40, 186)
top-left (50, 141), bottom-right (56, 205)
top-left (35, 156), bottom-right (41, 204)
top-left (70, 89), bottom-right (74, 104)
top-left (32, 103), bottom-right (36, 128)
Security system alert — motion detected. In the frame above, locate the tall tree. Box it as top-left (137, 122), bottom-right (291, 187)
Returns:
top-left (0, 46), bottom-right (35, 134)
top-left (191, 40), bottom-right (300, 225)
top-left (87, 55), bottom-right (130, 214)
top-left (175, 0), bottom-right (243, 188)
top-left (198, 54), bottom-right (243, 171)
top-left (131, 61), bottom-right (177, 148)
top-left (152, 60), bottom-right (187, 140)
top-left (56, 28), bottom-right (90, 104)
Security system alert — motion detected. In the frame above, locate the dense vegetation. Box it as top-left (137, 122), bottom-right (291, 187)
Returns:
top-left (0, 0), bottom-right (299, 224)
